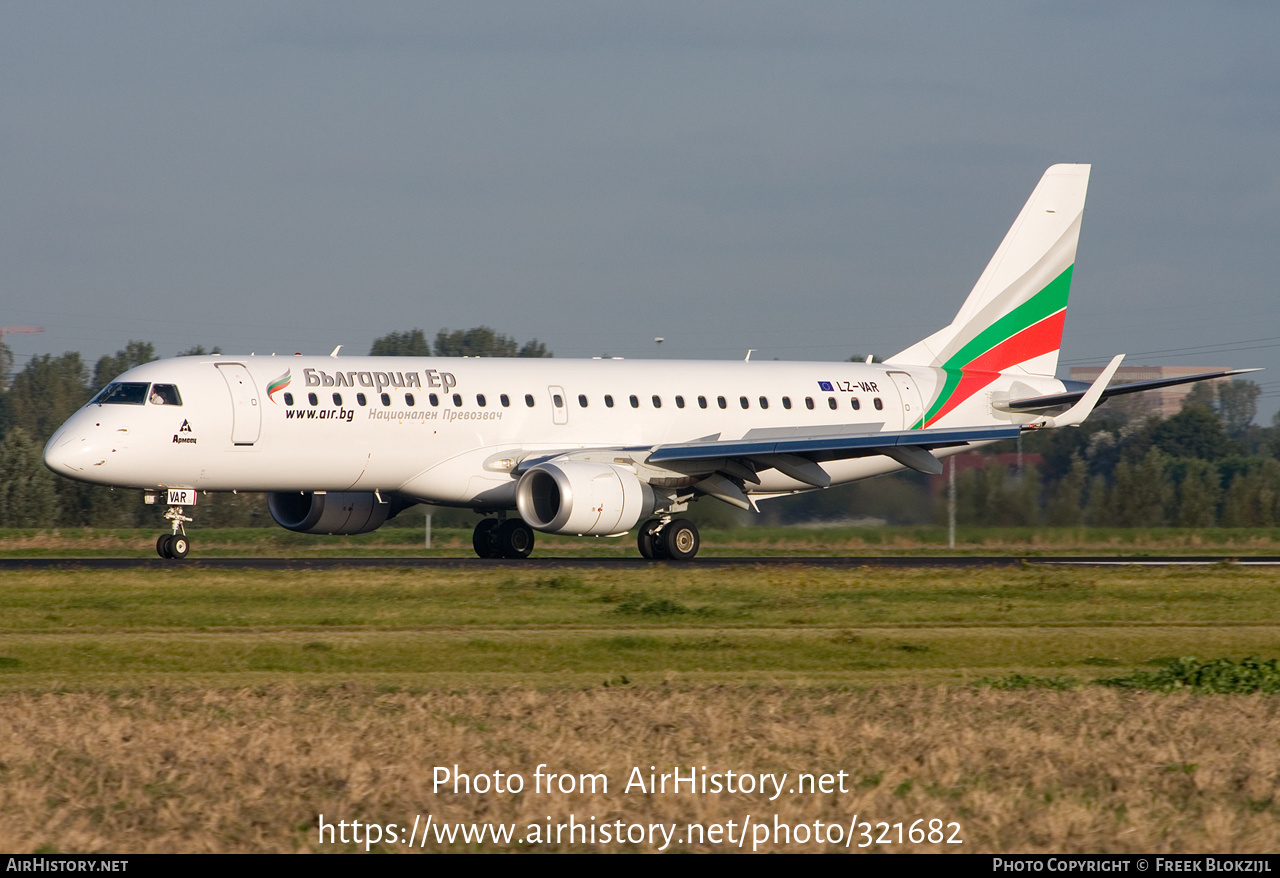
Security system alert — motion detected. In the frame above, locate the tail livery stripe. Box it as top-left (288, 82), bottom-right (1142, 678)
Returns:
top-left (917, 266), bottom-right (1071, 428)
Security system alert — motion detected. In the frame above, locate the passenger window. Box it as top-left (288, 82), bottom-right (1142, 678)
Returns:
top-left (828, 397), bottom-right (837, 410)
top-left (740, 396), bottom-right (749, 409)
top-left (717, 396), bottom-right (727, 409)
top-left (578, 394), bottom-right (588, 407)
top-left (283, 393), bottom-right (294, 406)
top-left (782, 397), bottom-right (792, 410)
top-left (675, 396), bottom-right (685, 409)
top-left (453, 393), bottom-right (462, 406)
top-left (405, 393), bottom-right (415, 406)
top-left (500, 394), bottom-right (510, 407)
top-left (851, 398), bottom-right (861, 410)
top-left (525, 394), bottom-right (535, 407)
top-left (698, 396), bottom-right (708, 409)
top-left (381, 393), bottom-right (391, 406)
top-left (429, 393), bottom-right (439, 406)
top-left (759, 396), bottom-right (769, 409)
top-left (605, 395), bottom-right (614, 408)
top-left (874, 397), bottom-right (884, 410)
top-left (477, 394), bottom-right (487, 407)
top-left (308, 392), bottom-right (318, 406)
top-left (805, 397), bottom-right (814, 410)
top-left (333, 393), bottom-right (343, 405)
top-left (150, 384), bottom-right (182, 406)
top-left (652, 395), bottom-right (662, 408)
top-left (630, 395), bottom-right (639, 408)
top-left (357, 393), bottom-right (367, 406)
top-left (553, 394), bottom-right (564, 407)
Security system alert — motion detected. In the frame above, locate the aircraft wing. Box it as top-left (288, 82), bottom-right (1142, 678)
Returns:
top-left (646, 423), bottom-right (1022, 481)
top-left (1003, 368), bottom-right (1260, 412)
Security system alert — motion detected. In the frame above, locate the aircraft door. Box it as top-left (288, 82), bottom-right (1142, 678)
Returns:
top-left (216, 363), bottom-right (262, 445)
top-left (887, 371), bottom-right (924, 430)
top-left (548, 385), bottom-right (569, 425)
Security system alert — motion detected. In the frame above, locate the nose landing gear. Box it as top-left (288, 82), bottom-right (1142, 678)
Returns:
top-left (155, 504), bottom-right (193, 560)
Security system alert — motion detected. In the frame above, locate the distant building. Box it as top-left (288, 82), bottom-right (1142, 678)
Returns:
top-left (1068, 365), bottom-right (1229, 418)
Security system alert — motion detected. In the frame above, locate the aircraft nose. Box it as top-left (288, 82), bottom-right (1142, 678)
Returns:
top-left (43, 426), bottom-right (88, 474)
top-left (43, 418), bottom-right (119, 475)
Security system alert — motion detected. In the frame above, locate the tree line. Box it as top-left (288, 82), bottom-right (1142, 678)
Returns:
top-left (949, 378), bottom-right (1278, 528)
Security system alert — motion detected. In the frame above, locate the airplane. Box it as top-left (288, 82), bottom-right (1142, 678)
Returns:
top-left (42, 164), bottom-right (1250, 560)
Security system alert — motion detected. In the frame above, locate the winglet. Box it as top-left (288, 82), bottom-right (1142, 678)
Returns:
top-left (1031, 354), bottom-right (1124, 428)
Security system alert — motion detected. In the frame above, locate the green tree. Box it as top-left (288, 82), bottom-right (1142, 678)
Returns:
top-left (1221, 460), bottom-right (1280, 527)
top-left (6, 353), bottom-right (89, 442)
top-left (92, 340), bottom-right (157, 393)
top-left (1111, 449), bottom-right (1172, 526)
top-left (1218, 379), bottom-right (1261, 438)
top-left (1175, 459), bottom-right (1221, 527)
top-left (956, 462), bottom-right (1038, 526)
top-left (434, 327), bottom-right (551, 358)
top-left (370, 330), bottom-right (431, 357)
top-left (1085, 474), bottom-right (1112, 526)
top-left (1183, 381), bottom-right (1216, 412)
top-left (1044, 453), bottom-right (1088, 526)
top-left (0, 428), bottom-right (59, 526)
top-left (517, 338), bottom-right (551, 358)
top-left (178, 345), bottom-right (223, 356)
top-left (1152, 405), bottom-right (1229, 460)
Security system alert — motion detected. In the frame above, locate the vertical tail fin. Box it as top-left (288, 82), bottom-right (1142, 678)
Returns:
top-left (888, 163), bottom-right (1090, 427)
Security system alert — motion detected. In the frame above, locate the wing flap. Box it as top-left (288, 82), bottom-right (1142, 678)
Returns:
top-left (647, 424), bottom-right (1022, 466)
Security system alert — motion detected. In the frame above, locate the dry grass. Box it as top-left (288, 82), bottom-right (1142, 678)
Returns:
top-left (2, 685), bottom-right (1278, 853)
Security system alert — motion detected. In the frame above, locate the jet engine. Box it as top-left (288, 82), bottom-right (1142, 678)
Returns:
top-left (515, 462), bottom-right (656, 536)
top-left (267, 491), bottom-right (391, 535)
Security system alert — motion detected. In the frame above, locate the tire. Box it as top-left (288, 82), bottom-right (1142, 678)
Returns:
top-left (637, 519), bottom-right (662, 560)
top-left (156, 534), bottom-right (174, 559)
top-left (662, 519), bottom-right (700, 561)
top-left (497, 519), bottom-right (535, 559)
top-left (170, 535), bottom-right (190, 559)
top-left (472, 518), bottom-right (501, 559)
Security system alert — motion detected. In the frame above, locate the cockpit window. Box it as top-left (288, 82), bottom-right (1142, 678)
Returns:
top-left (92, 382), bottom-right (149, 405)
top-left (149, 384), bottom-right (182, 406)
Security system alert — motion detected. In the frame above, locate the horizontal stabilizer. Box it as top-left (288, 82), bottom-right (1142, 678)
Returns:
top-left (1003, 367), bottom-right (1261, 412)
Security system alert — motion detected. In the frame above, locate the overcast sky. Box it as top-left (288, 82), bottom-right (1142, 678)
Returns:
top-left (3, 3), bottom-right (1279, 412)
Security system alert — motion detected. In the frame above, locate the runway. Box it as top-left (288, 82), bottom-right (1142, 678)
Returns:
top-left (3, 555), bottom-right (1280, 570)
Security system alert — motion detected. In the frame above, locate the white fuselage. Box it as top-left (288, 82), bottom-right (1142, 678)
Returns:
top-left (43, 354), bottom-right (1063, 509)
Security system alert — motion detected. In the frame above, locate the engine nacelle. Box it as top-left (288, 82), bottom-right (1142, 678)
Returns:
top-left (267, 491), bottom-right (391, 535)
top-left (515, 462), bottom-right (656, 536)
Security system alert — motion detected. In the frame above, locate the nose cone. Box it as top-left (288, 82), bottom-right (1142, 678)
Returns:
top-left (43, 424), bottom-right (86, 475)
top-left (43, 416), bottom-right (114, 479)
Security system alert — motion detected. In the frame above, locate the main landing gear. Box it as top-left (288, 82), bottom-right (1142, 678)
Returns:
top-left (473, 517), bottom-right (535, 559)
top-left (156, 504), bottom-right (193, 560)
top-left (637, 518), bottom-right (700, 561)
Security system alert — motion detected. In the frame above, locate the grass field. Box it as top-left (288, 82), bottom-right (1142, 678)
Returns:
top-left (7, 524), bottom-right (1280, 557)
top-left (2, 554), bottom-right (1280, 852)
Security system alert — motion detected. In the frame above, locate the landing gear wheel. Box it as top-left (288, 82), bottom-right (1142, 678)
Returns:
top-left (496, 519), bottom-right (535, 559)
top-left (662, 519), bottom-right (700, 561)
top-left (157, 534), bottom-right (174, 559)
top-left (170, 535), bottom-right (190, 559)
top-left (637, 519), bottom-right (665, 560)
top-left (472, 518), bottom-right (501, 559)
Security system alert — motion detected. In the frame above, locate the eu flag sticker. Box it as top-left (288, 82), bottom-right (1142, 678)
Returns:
top-left (818, 381), bottom-right (834, 391)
